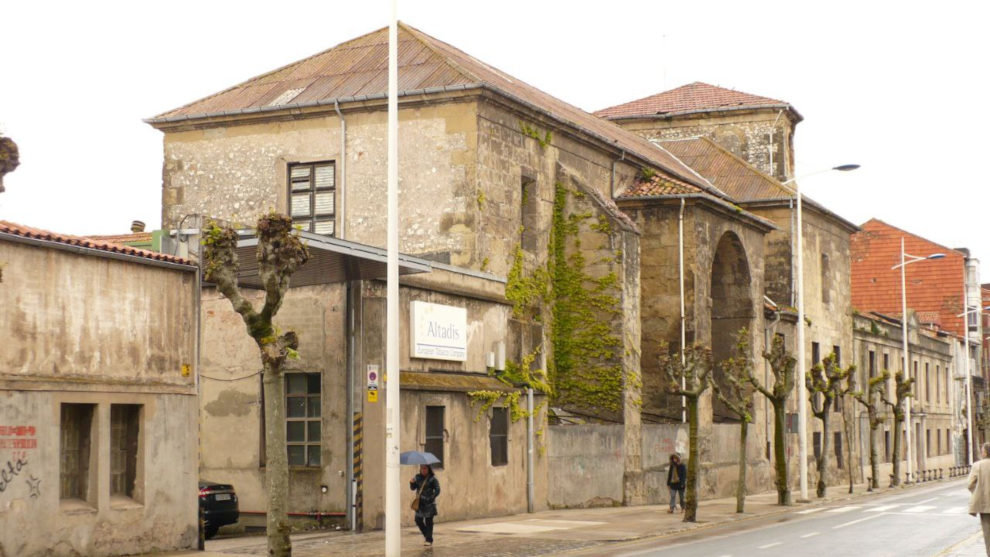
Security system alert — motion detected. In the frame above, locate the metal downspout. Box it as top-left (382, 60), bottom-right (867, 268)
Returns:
top-left (335, 100), bottom-right (347, 240)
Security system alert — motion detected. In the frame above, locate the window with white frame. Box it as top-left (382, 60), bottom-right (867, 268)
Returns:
top-left (289, 162), bottom-right (335, 236)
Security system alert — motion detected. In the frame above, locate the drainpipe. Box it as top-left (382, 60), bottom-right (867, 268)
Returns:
top-left (334, 100), bottom-right (347, 239)
top-left (610, 150), bottom-right (626, 198)
top-left (526, 387), bottom-right (534, 513)
top-left (346, 280), bottom-right (356, 530)
top-left (679, 197), bottom-right (686, 423)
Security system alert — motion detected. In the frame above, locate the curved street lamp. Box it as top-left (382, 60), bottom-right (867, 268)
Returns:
top-left (892, 242), bottom-right (944, 482)
top-left (783, 164), bottom-right (859, 501)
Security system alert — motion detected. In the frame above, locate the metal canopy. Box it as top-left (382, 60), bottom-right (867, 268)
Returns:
top-left (233, 230), bottom-right (431, 288)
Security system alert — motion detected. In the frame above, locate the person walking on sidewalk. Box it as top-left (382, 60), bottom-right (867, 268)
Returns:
top-left (968, 442), bottom-right (990, 555)
top-left (666, 453), bottom-right (686, 513)
top-left (410, 464), bottom-right (441, 547)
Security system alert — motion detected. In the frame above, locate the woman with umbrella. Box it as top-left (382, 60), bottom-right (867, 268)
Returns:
top-left (406, 452), bottom-right (441, 547)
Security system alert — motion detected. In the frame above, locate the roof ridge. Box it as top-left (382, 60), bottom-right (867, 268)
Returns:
top-left (152, 25), bottom-right (393, 120)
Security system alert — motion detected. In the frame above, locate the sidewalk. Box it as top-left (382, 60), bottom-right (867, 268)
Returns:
top-left (159, 478), bottom-right (971, 557)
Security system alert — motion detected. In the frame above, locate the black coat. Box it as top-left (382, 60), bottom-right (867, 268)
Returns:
top-left (410, 473), bottom-right (440, 518)
top-left (666, 462), bottom-right (686, 490)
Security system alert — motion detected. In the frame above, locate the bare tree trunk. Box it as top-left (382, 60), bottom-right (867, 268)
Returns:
top-left (843, 405), bottom-right (854, 494)
top-left (891, 414), bottom-right (903, 486)
top-left (772, 400), bottom-right (790, 505)
top-left (736, 420), bottom-right (747, 513)
top-left (264, 361), bottom-right (292, 557)
top-left (816, 412), bottom-right (831, 498)
top-left (684, 396), bottom-right (699, 522)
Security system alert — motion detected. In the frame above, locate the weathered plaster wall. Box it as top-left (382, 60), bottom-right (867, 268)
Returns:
top-left (0, 241), bottom-right (198, 556)
top-left (0, 242), bottom-right (196, 382)
top-left (199, 283), bottom-right (349, 520)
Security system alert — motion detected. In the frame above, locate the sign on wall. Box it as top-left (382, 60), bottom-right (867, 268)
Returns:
top-left (410, 301), bottom-right (467, 361)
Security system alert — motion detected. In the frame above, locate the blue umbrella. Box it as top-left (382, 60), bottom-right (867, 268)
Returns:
top-left (400, 451), bottom-right (441, 465)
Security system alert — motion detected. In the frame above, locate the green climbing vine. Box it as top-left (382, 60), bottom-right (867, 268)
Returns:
top-left (548, 182), bottom-right (623, 414)
top-left (520, 121), bottom-right (553, 149)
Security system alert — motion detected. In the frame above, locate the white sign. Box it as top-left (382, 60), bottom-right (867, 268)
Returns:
top-left (410, 301), bottom-right (467, 361)
top-left (367, 364), bottom-right (380, 390)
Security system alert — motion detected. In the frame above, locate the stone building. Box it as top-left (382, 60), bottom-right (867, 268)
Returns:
top-left (851, 218), bottom-right (981, 465)
top-left (598, 86), bottom-right (859, 492)
top-left (145, 22), bottom-right (724, 528)
top-left (852, 311), bottom-right (955, 481)
top-left (0, 221), bottom-right (199, 556)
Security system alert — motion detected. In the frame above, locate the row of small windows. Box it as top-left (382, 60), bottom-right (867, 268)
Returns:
top-left (60, 403), bottom-right (140, 502)
top-left (277, 375), bottom-right (510, 469)
top-left (866, 349), bottom-right (951, 405)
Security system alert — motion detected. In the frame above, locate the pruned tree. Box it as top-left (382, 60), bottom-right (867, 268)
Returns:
top-left (836, 367), bottom-right (858, 494)
top-left (0, 133), bottom-right (18, 194)
top-left (202, 212), bottom-right (309, 557)
top-left (806, 353), bottom-right (853, 498)
top-left (711, 328), bottom-right (755, 513)
top-left (850, 369), bottom-right (889, 490)
top-left (658, 341), bottom-right (712, 523)
top-left (748, 334), bottom-right (796, 505)
top-left (879, 370), bottom-right (914, 487)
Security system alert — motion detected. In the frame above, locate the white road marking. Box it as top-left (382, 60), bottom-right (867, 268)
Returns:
top-left (833, 514), bottom-right (883, 529)
top-left (942, 506), bottom-right (968, 514)
top-left (825, 506), bottom-right (861, 513)
top-left (757, 542), bottom-right (782, 549)
top-left (865, 504), bottom-right (900, 512)
top-left (796, 507), bottom-right (826, 514)
top-left (800, 532), bottom-right (820, 538)
top-left (915, 497), bottom-right (938, 505)
top-left (902, 505), bottom-right (937, 513)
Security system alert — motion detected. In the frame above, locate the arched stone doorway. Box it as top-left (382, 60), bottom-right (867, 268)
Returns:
top-left (710, 232), bottom-right (754, 422)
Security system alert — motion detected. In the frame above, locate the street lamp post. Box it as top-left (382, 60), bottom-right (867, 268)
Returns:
top-left (892, 239), bottom-right (944, 483)
top-left (782, 164), bottom-right (858, 501)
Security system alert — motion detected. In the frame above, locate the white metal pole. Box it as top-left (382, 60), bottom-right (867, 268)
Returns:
top-left (965, 283), bottom-right (974, 465)
top-left (679, 198), bottom-right (686, 423)
top-left (384, 3), bottom-right (401, 555)
top-left (901, 238), bottom-right (913, 483)
top-left (796, 179), bottom-right (808, 501)
top-left (526, 387), bottom-right (535, 513)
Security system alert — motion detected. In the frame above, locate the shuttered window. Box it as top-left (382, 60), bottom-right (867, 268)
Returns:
top-left (289, 162), bottom-right (335, 236)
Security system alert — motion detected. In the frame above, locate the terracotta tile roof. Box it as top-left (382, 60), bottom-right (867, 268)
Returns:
top-left (594, 82), bottom-right (795, 120)
top-left (657, 137), bottom-right (789, 201)
top-left (0, 221), bottom-right (191, 266)
top-left (851, 218), bottom-right (967, 338)
top-left (87, 232), bottom-right (153, 245)
top-left (148, 23), bottom-right (709, 192)
top-left (617, 173), bottom-right (702, 198)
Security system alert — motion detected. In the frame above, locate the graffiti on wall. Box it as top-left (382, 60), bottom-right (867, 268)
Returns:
top-left (0, 425), bottom-right (38, 496)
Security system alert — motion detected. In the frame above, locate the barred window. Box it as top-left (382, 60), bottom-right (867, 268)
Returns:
top-left (289, 162), bottom-right (335, 236)
top-left (286, 373), bottom-right (321, 467)
top-left (61, 403), bottom-right (95, 501)
top-left (110, 404), bottom-right (140, 498)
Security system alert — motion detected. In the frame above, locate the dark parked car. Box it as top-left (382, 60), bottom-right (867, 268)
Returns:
top-left (199, 480), bottom-right (239, 539)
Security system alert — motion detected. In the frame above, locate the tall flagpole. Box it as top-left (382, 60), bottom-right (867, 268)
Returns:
top-left (384, 2), bottom-right (401, 555)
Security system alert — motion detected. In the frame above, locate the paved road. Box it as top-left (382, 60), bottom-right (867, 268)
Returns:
top-left (573, 482), bottom-right (984, 557)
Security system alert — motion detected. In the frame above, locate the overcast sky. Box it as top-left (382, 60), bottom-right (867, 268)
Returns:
top-left (2, 1), bottom-right (988, 273)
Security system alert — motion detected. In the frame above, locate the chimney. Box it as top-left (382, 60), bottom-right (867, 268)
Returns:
top-left (131, 220), bottom-right (146, 233)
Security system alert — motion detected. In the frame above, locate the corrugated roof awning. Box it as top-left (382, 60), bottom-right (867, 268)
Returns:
top-left (234, 230), bottom-right (432, 288)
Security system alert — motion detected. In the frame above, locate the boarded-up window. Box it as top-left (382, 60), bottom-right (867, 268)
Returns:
top-left (286, 373), bottom-right (321, 467)
top-left (834, 432), bottom-right (843, 469)
top-left (520, 175), bottom-right (538, 253)
top-left (425, 406), bottom-right (445, 468)
top-left (490, 407), bottom-right (508, 467)
top-left (110, 404), bottom-right (140, 498)
top-left (289, 162), bottom-right (335, 236)
top-left (61, 403), bottom-right (95, 501)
